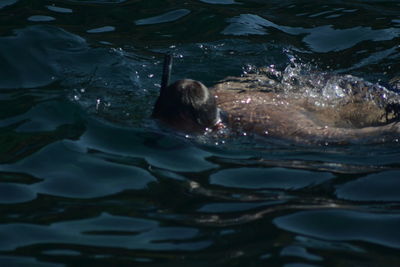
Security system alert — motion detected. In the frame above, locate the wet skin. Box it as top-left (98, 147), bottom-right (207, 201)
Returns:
top-left (153, 71), bottom-right (400, 144)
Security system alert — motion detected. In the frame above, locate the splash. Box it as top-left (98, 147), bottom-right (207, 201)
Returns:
top-left (251, 57), bottom-right (400, 115)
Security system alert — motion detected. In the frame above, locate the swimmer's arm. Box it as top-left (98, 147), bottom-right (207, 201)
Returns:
top-left (294, 122), bottom-right (399, 144)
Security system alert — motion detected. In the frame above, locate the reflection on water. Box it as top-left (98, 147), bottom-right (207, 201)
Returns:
top-left (274, 210), bottom-right (400, 249)
top-left (135, 9), bottom-right (191, 25)
top-left (223, 14), bottom-right (400, 52)
top-left (1, 0), bottom-right (400, 265)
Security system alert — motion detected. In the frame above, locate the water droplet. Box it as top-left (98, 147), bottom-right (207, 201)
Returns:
top-left (96, 99), bottom-right (101, 110)
top-left (189, 181), bottom-right (199, 189)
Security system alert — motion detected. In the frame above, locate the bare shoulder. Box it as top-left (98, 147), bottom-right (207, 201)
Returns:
top-left (211, 72), bottom-right (400, 143)
top-left (212, 74), bottom-right (281, 93)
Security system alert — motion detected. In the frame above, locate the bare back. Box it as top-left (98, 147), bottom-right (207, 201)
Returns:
top-left (213, 75), bottom-right (399, 144)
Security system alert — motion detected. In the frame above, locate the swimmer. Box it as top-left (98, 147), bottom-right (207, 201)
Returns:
top-left (152, 54), bottom-right (400, 144)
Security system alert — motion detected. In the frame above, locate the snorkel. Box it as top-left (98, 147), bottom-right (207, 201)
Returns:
top-left (160, 54), bottom-right (173, 95)
top-left (152, 54), bottom-right (173, 118)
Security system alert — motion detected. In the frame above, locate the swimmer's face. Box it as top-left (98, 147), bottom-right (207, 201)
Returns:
top-left (153, 79), bottom-right (220, 132)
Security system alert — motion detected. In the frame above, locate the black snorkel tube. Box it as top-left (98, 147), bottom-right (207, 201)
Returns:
top-left (160, 54), bottom-right (173, 93)
top-left (152, 54), bottom-right (173, 118)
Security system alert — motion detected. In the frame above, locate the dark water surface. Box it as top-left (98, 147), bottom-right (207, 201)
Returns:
top-left (1, 0), bottom-right (400, 266)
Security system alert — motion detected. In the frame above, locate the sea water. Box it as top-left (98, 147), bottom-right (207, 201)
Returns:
top-left (1, 0), bottom-right (400, 265)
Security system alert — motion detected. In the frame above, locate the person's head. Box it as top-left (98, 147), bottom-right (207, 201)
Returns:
top-left (152, 79), bottom-right (220, 132)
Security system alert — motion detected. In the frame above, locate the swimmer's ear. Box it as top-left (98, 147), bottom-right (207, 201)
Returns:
top-left (160, 54), bottom-right (173, 95)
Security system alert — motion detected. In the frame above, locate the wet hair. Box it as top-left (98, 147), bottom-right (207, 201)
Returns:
top-left (152, 79), bottom-right (219, 131)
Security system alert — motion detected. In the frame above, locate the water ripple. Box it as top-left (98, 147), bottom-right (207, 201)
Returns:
top-left (274, 209), bottom-right (400, 249)
top-left (210, 167), bottom-right (334, 190)
top-left (223, 13), bottom-right (400, 52)
top-left (199, 0), bottom-right (238, 4)
top-left (0, 0), bottom-right (18, 9)
top-left (87, 26), bottom-right (115, 33)
top-left (335, 171), bottom-right (400, 201)
top-left (135, 9), bottom-right (191, 25)
top-left (0, 213), bottom-right (211, 251)
top-left (1, 0), bottom-right (400, 265)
